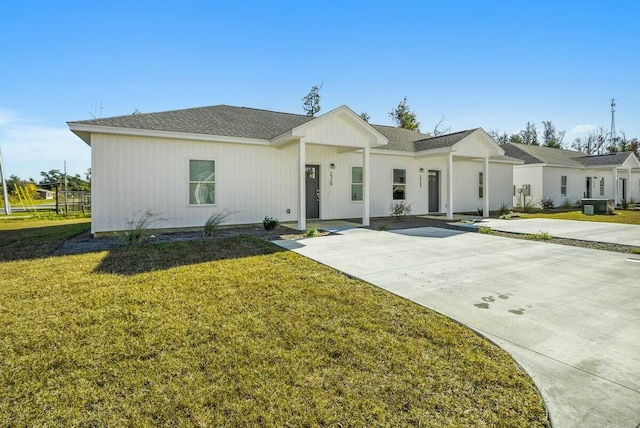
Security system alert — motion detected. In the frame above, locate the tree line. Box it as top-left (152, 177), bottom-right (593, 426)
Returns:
top-left (302, 84), bottom-right (639, 156)
top-left (1, 169), bottom-right (91, 199)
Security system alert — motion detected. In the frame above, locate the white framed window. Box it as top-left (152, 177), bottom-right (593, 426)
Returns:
top-left (478, 172), bottom-right (484, 198)
top-left (600, 178), bottom-right (605, 196)
top-left (393, 169), bottom-right (406, 200)
top-left (561, 176), bottom-right (567, 196)
top-left (351, 166), bottom-right (363, 201)
top-left (189, 160), bottom-right (215, 205)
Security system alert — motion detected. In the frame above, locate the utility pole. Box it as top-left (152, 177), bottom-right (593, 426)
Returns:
top-left (610, 98), bottom-right (616, 147)
top-left (64, 160), bottom-right (68, 214)
top-left (0, 147), bottom-right (10, 215)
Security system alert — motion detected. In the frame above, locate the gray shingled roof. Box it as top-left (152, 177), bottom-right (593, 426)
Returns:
top-left (414, 129), bottom-right (477, 151)
top-left (69, 105), bottom-right (314, 140)
top-left (504, 142), bottom-right (637, 167)
top-left (371, 125), bottom-right (432, 151)
top-left (71, 105), bottom-right (497, 155)
top-left (504, 143), bottom-right (585, 167)
top-left (574, 152), bottom-right (635, 166)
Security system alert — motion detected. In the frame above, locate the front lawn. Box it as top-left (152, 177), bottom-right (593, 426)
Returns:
top-left (0, 222), bottom-right (549, 426)
top-left (520, 208), bottom-right (640, 224)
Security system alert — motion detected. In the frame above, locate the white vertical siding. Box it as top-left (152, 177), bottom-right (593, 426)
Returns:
top-left (452, 160), bottom-right (513, 212)
top-left (513, 165), bottom-right (544, 207)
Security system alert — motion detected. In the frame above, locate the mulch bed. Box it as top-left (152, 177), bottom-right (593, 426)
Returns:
top-left (54, 216), bottom-right (639, 256)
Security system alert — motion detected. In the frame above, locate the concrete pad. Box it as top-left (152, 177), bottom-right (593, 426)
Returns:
top-left (280, 220), bottom-right (361, 232)
top-left (273, 228), bottom-right (640, 428)
top-left (479, 218), bottom-right (640, 247)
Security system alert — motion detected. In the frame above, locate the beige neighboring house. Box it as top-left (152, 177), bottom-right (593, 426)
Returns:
top-left (504, 142), bottom-right (640, 207)
top-left (35, 188), bottom-right (55, 200)
top-left (68, 105), bottom-right (522, 234)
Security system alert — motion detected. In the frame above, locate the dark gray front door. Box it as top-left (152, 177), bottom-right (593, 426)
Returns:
top-left (428, 170), bottom-right (440, 212)
top-left (586, 177), bottom-right (592, 198)
top-left (306, 165), bottom-right (320, 219)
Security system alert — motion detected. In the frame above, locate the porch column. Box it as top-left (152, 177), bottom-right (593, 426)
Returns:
top-left (298, 139), bottom-right (306, 231)
top-left (362, 146), bottom-right (370, 226)
top-left (447, 152), bottom-right (453, 220)
top-left (483, 157), bottom-right (490, 217)
top-left (628, 167), bottom-right (632, 201)
top-left (613, 167), bottom-right (618, 206)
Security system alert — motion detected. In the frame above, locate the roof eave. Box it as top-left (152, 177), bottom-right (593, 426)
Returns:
top-left (67, 123), bottom-right (271, 146)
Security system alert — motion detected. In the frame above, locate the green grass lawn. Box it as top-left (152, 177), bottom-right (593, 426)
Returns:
top-left (520, 208), bottom-right (640, 224)
top-left (0, 221), bottom-right (549, 426)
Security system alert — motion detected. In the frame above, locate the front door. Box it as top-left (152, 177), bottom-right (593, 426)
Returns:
top-left (305, 165), bottom-right (320, 219)
top-left (586, 177), bottom-right (592, 198)
top-left (428, 170), bottom-right (440, 212)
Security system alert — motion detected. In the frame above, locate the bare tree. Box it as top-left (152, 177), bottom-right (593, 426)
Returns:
top-left (432, 116), bottom-right (451, 136)
top-left (571, 127), bottom-right (609, 155)
top-left (89, 100), bottom-right (103, 119)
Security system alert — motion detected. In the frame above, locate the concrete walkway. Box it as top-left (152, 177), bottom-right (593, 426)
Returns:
top-left (478, 218), bottom-right (640, 247)
top-left (274, 228), bottom-right (640, 428)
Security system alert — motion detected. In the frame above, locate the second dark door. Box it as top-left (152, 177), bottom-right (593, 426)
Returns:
top-left (306, 165), bottom-right (320, 219)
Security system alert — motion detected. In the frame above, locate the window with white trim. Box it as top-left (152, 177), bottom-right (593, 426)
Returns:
top-left (561, 176), bottom-right (567, 196)
top-left (478, 172), bottom-right (484, 198)
top-left (600, 178), bottom-right (605, 196)
top-left (351, 166), bottom-right (363, 201)
top-left (189, 160), bottom-right (215, 204)
top-left (393, 169), bottom-right (406, 200)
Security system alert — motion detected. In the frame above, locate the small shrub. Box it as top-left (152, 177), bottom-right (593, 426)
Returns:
top-left (478, 226), bottom-right (494, 234)
top-left (621, 199), bottom-right (629, 209)
top-left (523, 199), bottom-right (536, 213)
top-left (561, 198), bottom-right (572, 209)
top-left (389, 201), bottom-right (413, 220)
top-left (204, 208), bottom-right (237, 236)
top-left (378, 223), bottom-right (388, 231)
top-left (263, 216), bottom-right (279, 230)
top-left (540, 197), bottom-right (554, 210)
top-left (524, 231), bottom-right (552, 241)
top-left (498, 202), bottom-right (510, 216)
top-left (476, 207), bottom-right (483, 216)
top-left (305, 227), bottom-right (318, 237)
top-left (121, 210), bottom-right (161, 245)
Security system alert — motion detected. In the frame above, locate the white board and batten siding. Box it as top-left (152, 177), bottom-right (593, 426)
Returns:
top-left (91, 133), bottom-right (303, 233)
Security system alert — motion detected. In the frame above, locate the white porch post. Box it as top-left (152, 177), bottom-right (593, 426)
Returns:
top-left (362, 146), bottom-right (370, 226)
top-left (447, 152), bottom-right (453, 220)
top-left (613, 167), bottom-right (618, 206)
top-left (627, 167), bottom-right (632, 201)
top-left (483, 157), bottom-right (490, 217)
top-left (298, 139), bottom-right (306, 231)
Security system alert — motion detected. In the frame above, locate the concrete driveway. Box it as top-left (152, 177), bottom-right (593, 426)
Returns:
top-left (478, 217), bottom-right (640, 247)
top-left (274, 228), bottom-right (640, 428)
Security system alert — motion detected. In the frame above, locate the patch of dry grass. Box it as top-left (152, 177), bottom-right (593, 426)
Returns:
top-left (0, 223), bottom-right (549, 426)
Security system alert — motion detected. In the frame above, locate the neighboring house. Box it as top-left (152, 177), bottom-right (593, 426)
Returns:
top-left (504, 142), bottom-right (640, 207)
top-left (35, 188), bottom-right (54, 200)
top-left (68, 105), bottom-right (521, 234)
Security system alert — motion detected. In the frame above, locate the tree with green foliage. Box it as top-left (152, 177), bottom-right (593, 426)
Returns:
top-left (488, 130), bottom-right (509, 145)
top-left (302, 83), bottom-right (323, 117)
top-left (389, 96), bottom-right (420, 131)
top-left (39, 169), bottom-right (90, 191)
top-left (359, 112), bottom-right (370, 122)
top-left (541, 121), bottom-right (565, 148)
top-left (519, 122), bottom-right (539, 145)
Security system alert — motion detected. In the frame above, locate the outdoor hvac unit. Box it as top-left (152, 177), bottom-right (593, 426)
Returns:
top-left (583, 205), bottom-right (595, 216)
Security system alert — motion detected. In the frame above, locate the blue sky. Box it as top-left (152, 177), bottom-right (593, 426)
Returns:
top-left (1, 1), bottom-right (638, 180)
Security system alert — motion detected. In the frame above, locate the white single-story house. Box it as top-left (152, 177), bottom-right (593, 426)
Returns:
top-left (504, 142), bottom-right (640, 207)
top-left (68, 105), bottom-right (521, 234)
